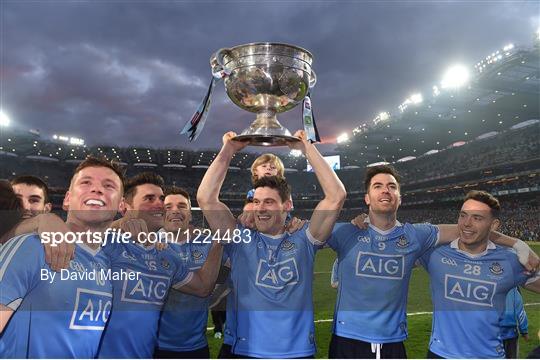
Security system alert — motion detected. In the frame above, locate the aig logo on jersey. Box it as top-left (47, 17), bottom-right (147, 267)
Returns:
top-left (121, 271), bottom-right (171, 305)
top-left (355, 252), bottom-right (404, 280)
top-left (444, 274), bottom-right (496, 307)
top-left (255, 258), bottom-right (299, 289)
top-left (69, 288), bottom-right (112, 330)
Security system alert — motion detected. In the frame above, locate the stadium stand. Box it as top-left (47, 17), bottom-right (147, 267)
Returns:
top-left (1, 40), bottom-right (538, 240)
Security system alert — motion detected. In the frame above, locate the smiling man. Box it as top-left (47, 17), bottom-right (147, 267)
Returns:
top-left (419, 190), bottom-right (540, 358)
top-left (327, 165), bottom-right (538, 359)
top-left (122, 172), bottom-right (165, 233)
top-left (155, 187), bottom-right (214, 358)
top-left (97, 174), bottom-right (223, 358)
top-left (0, 156), bottom-right (124, 358)
top-left (197, 130), bottom-right (346, 358)
top-left (11, 175), bottom-right (52, 219)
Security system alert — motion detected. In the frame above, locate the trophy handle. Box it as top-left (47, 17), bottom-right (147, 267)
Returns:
top-left (215, 48), bottom-right (232, 72)
top-left (309, 69), bottom-right (317, 88)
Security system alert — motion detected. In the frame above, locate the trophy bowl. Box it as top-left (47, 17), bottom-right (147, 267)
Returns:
top-left (211, 42), bottom-right (316, 146)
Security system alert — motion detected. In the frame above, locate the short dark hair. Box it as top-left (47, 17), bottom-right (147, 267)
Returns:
top-left (0, 180), bottom-right (23, 239)
top-left (364, 165), bottom-right (401, 192)
top-left (253, 176), bottom-right (291, 203)
top-left (72, 156), bottom-right (125, 190)
top-left (124, 172), bottom-right (164, 204)
top-left (165, 186), bottom-right (191, 202)
top-left (11, 175), bottom-right (51, 203)
top-left (464, 190), bottom-right (501, 218)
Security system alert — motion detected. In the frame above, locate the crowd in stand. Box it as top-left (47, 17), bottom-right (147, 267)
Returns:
top-left (395, 124), bottom-right (540, 180)
top-left (1, 123), bottom-right (538, 241)
top-left (2, 124), bottom-right (539, 191)
top-left (396, 198), bottom-right (539, 242)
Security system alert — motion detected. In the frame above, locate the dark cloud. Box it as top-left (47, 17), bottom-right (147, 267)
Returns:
top-left (1, 1), bottom-right (538, 150)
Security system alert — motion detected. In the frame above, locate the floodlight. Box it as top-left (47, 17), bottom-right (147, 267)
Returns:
top-left (373, 112), bottom-right (390, 125)
top-left (502, 44), bottom-right (514, 51)
top-left (379, 112), bottom-right (390, 121)
top-left (0, 111), bottom-right (11, 127)
top-left (290, 149), bottom-right (302, 157)
top-left (410, 93), bottom-right (423, 104)
top-left (69, 137), bottom-right (85, 146)
top-left (337, 133), bottom-right (349, 144)
top-left (441, 65), bottom-right (470, 89)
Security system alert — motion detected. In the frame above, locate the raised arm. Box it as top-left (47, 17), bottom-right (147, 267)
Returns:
top-left (288, 130), bottom-right (346, 243)
top-left (196, 131), bottom-right (248, 234)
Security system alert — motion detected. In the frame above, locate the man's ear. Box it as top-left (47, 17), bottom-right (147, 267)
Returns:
top-left (62, 191), bottom-right (70, 211)
top-left (364, 193), bottom-right (370, 207)
top-left (119, 198), bottom-right (127, 215)
top-left (490, 219), bottom-right (500, 233)
top-left (284, 199), bottom-right (293, 212)
top-left (44, 203), bottom-right (52, 213)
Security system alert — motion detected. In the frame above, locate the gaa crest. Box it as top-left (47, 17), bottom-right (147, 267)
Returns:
top-left (281, 240), bottom-right (295, 251)
top-left (396, 235), bottom-right (409, 248)
top-left (489, 262), bottom-right (503, 275)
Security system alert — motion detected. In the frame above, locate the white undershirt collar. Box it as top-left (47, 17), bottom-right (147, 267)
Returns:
top-left (365, 217), bottom-right (402, 235)
top-left (450, 238), bottom-right (496, 258)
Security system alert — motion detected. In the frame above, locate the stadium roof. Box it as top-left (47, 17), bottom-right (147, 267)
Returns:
top-left (336, 43), bottom-right (540, 167)
top-left (0, 128), bottom-right (308, 170)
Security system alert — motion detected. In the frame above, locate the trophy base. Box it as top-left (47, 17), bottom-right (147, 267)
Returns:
top-left (234, 111), bottom-right (300, 146)
top-left (233, 134), bottom-right (300, 146)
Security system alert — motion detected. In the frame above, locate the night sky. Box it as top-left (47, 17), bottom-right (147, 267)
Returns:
top-left (1, 1), bottom-right (538, 151)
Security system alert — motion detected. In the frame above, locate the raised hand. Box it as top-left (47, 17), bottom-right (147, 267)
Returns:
top-left (285, 217), bottom-right (306, 233)
top-left (237, 210), bottom-right (256, 229)
top-left (286, 130), bottom-right (310, 153)
top-left (222, 131), bottom-right (249, 152)
top-left (37, 213), bottom-right (75, 272)
top-left (351, 213), bottom-right (369, 229)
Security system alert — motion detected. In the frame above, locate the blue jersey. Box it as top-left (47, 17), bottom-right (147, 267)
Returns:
top-left (419, 240), bottom-right (531, 358)
top-left (500, 287), bottom-right (528, 340)
top-left (327, 221), bottom-right (439, 343)
top-left (223, 223), bottom-right (320, 358)
top-left (0, 234), bottom-right (112, 358)
top-left (97, 241), bottom-right (192, 358)
top-left (157, 241), bottom-right (212, 352)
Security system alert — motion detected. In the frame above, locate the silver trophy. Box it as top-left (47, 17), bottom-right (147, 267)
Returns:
top-left (211, 43), bottom-right (317, 146)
